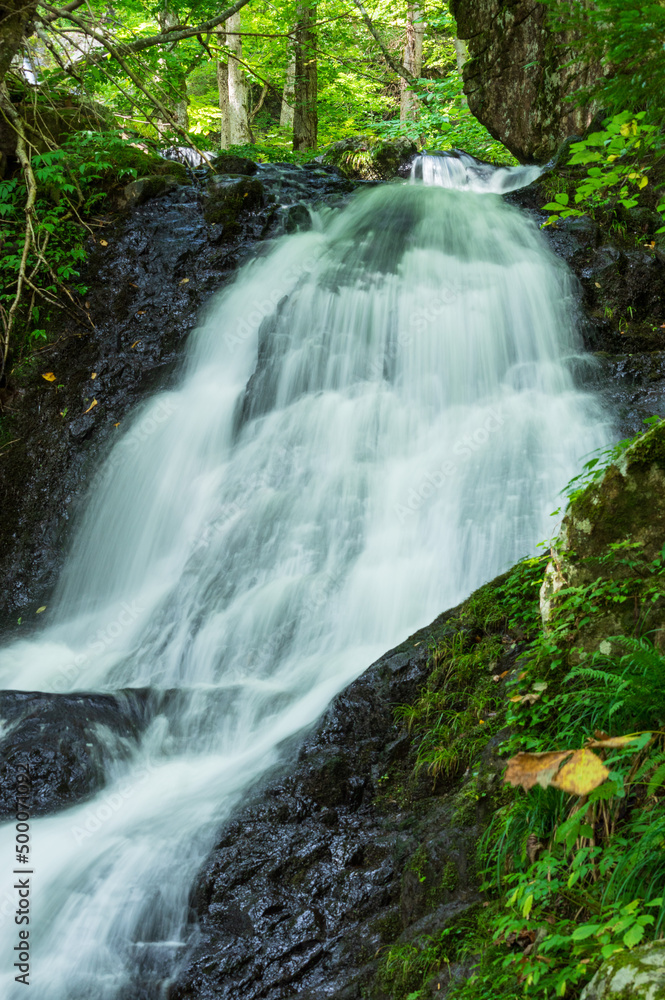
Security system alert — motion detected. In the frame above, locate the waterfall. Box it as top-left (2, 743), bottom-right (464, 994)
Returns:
top-left (0, 155), bottom-right (609, 998)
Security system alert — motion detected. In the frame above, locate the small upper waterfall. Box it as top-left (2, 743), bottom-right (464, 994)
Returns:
top-left (0, 155), bottom-right (608, 998)
top-left (412, 148), bottom-right (543, 193)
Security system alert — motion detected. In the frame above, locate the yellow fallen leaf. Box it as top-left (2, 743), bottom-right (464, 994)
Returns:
top-left (594, 282), bottom-right (601, 288)
top-left (36, 606), bottom-right (46, 613)
top-left (130, 341), bottom-right (141, 349)
top-left (100, 240), bottom-right (108, 246)
top-left (83, 399), bottom-right (98, 414)
top-left (179, 277), bottom-right (189, 285)
top-left (587, 735), bottom-right (645, 749)
top-left (504, 751), bottom-right (573, 791)
top-left (551, 748), bottom-right (609, 796)
top-left (91, 372), bottom-right (97, 379)
top-left (42, 372), bottom-right (56, 381)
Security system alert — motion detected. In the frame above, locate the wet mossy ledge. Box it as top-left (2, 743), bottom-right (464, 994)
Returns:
top-left (172, 417), bottom-right (665, 1000)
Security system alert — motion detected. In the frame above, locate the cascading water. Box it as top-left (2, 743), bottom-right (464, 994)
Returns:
top-left (0, 154), bottom-right (609, 998)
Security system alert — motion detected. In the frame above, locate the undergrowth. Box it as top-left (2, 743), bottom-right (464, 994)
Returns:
top-left (380, 419), bottom-right (665, 999)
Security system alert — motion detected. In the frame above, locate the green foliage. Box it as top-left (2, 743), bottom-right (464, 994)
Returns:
top-left (542, 113), bottom-right (665, 232)
top-left (382, 417), bottom-right (665, 1000)
top-left (371, 73), bottom-right (516, 164)
top-left (0, 130), bottom-right (157, 358)
top-left (538, 0), bottom-right (665, 121)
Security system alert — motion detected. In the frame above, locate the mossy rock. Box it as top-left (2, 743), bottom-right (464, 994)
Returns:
top-left (203, 175), bottom-right (265, 224)
top-left (211, 154), bottom-right (258, 176)
top-left (322, 136), bottom-right (418, 180)
top-left (117, 174), bottom-right (182, 209)
top-left (580, 942), bottom-right (665, 999)
top-left (541, 418), bottom-right (665, 648)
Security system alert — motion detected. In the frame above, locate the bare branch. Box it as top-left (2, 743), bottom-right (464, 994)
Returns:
top-left (0, 85), bottom-right (38, 377)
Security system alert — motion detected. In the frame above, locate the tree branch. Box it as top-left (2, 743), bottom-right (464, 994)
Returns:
top-left (349, 0), bottom-right (416, 85)
top-left (0, 85), bottom-right (38, 378)
top-left (37, 0), bottom-right (256, 56)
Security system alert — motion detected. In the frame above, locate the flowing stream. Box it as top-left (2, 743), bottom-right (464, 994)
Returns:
top-left (0, 155), bottom-right (609, 998)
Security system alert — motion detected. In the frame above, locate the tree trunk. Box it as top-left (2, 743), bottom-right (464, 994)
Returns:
top-left (280, 47), bottom-right (296, 130)
top-left (158, 0), bottom-right (189, 131)
top-left (399, 4), bottom-right (424, 122)
top-left (292, 3), bottom-right (317, 151)
top-left (216, 25), bottom-right (230, 149)
top-left (226, 11), bottom-right (251, 144)
top-left (0, 0), bottom-right (38, 88)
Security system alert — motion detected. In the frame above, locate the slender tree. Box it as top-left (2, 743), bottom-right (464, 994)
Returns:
top-left (280, 44), bottom-right (296, 130)
top-left (216, 23), bottom-right (231, 148)
top-left (158, 0), bottom-right (189, 131)
top-left (226, 11), bottom-right (251, 143)
top-left (400, 4), bottom-right (424, 122)
top-left (292, 1), bottom-right (317, 150)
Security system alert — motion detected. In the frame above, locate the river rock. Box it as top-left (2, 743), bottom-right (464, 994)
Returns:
top-left (580, 942), bottom-right (665, 999)
top-left (322, 136), bottom-right (418, 180)
top-left (203, 175), bottom-right (266, 225)
top-left (211, 154), bottom-right (259, 176)
top-left (0, 689), bottom-right (151, 817)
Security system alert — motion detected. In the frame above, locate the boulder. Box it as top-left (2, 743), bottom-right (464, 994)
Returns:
top-left (117, 173), bottom-right (182, 209)
top-left (580, 942), bottom-right (665, 999)
top-left (211, 154), bottom-right (259, 176)
top-left (202, 174), bottom-right (265, 224)
top-left (541, 417), bottom-right (665, 649)
top-left (0, 690), bottom-right (151, 817)
top-left (322, 136), bottom-right (418, 180)
top-left (449, 0), bottom-right (603, 162)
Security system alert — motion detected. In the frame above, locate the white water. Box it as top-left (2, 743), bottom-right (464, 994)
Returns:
top-left (0, 157), bottom-right (608, 998)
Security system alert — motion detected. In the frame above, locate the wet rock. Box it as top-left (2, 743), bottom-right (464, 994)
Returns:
top-left (541, 417), bottom-right (665, 646)
top-left (171, 606), bottom-right (496, 1000)
top-left (0, 164), bottom-right (354, 624)
top-left (203, 175), bottom-right (266, 224)
top-left (580, 941), bottom-right (665, 999)
top-left (68, 412), bottom-right (96, 443)
top-left (322, 136), bottom-right (418, 180)
top-left (118, 173), bottom-right (183, 209)
top-left (449, 0), bottom-right (602, 162)
top-left (594, 352), bottom-right (665, 436)
top-left (211, 154), bottom-right (259, 176)
top-left (0, 689), bottom-right (151, 817)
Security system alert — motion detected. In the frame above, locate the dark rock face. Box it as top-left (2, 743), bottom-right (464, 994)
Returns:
top-left (508, 183), bottom-right (665, 436)
top-left (0, 689), bottom-right (151, 817)
top-left (170, 609), bottom-right (500, 1000)
top-left (450, 0), bottom-right (601, 162)
top-left (0, 161), bottom-right (353, 626)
